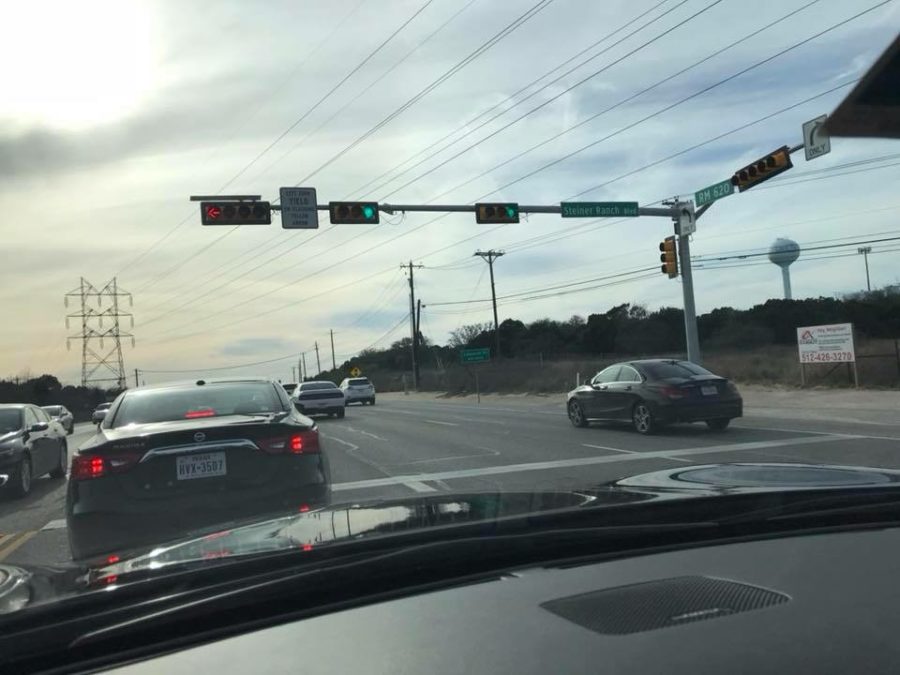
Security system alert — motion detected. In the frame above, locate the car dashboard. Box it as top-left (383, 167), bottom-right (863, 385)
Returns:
top-left (103, 525), bottom-right (900, 674)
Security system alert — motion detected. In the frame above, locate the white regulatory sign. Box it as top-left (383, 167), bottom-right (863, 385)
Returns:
top-left (279, 187), bottom-right (318, 229)
top-left (802, 115), bottom-right (831, 162)
top-left (797, 322), bottom-right (855, 364)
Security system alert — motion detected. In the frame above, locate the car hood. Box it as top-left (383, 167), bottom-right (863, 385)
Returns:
top-left (5, 462), bottom-right (900, 612)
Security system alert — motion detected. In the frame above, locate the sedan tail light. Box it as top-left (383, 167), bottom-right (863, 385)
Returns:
top-left (258, 429), bottom-right (320, 455)
top-left (71, 452), bottom-right (142, 481)
top-left (658, 385), bottom-right (686, 400)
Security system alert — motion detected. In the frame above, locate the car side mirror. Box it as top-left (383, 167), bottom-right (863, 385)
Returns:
top-left (30, 422), bottom-right (49, 432)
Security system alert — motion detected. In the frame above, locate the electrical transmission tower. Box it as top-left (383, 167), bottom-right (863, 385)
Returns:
top-left (65, 278), bottom-right (134, 388)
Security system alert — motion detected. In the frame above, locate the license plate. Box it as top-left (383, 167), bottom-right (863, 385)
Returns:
top-left (701, 385), bottom-right (718, 396)
top-left (176, 452), bottom-right (227, 480)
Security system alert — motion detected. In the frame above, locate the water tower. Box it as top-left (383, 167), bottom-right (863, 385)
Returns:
top-left (768, 238), bottom-right (801, 299)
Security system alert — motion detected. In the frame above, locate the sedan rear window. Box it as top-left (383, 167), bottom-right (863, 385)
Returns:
top-left (641, 361), bottom-right (716, 380)
top-left (111, 382), bottom-right (284, 427)
top-left (348, 378), bottom-right (371, 386)
top-left (300, 382), bottom-right (338, 391)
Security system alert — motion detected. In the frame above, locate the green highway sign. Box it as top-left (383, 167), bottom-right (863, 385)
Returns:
top-left (694, 179), bottom-right (734, 208)
top-left (561, 201), bottom-right (639, 218)
top-left (460, 347), bottom-right (491, 364)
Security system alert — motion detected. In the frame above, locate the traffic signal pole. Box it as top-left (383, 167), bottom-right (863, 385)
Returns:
top-left (678, 201), bottom-right (712, 365)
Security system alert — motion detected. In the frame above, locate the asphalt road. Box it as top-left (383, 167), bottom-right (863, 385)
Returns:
top-left (2, 393), bottom-right (899, 566)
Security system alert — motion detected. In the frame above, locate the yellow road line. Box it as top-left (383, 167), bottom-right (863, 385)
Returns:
top-left (0, 531), bottom-right (37, 561)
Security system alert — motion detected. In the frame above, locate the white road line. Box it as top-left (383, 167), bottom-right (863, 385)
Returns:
top-left (403, 481), bottom-right (438, 493)
top-left (42, 519), bottom-right (67, 531)
top-left (581, 443), bottom-right (691, 463)
top-left (345, 426), bottom-right (387, 441)
top-left (322, 432), bottom-right (433, 495)
top-left (331, 434), bottom-right (854, 492)
top-left (734, 424), bottom-right (900, 442)
top-left (424, 419), bottom-right (459, 427)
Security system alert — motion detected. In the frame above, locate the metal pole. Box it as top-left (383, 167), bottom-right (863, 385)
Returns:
top-left (314, 342), bottom-right (321, 375)
top-left (475, 371), bottom-right (480, 404)
top-left (406, 262), bottom-right (419, 390)
top-left (298, 358), bottom-right (303, 382)
top-left (415, 299), bottom-right (422, 387)
top-left (858, 246), bottom-right (872, 291)
top-left (330, 329), bottom-right (336, 370)
top-left (474, 250), bottom-right (505, 358)
top-left (781, 266), bottom-right (793, 300)
top-left (677, 224), bottom-right (701, 364)
top-left (134, 369), bottom-right (140, 387)
top-left (292, 366), bottom-right (297, 382)
top-left (301, 353), bottom-right (307, 381)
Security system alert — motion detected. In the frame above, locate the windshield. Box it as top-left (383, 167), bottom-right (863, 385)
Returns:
top-left (1, 0), bottom-right (898, 621)
top-left (0, 410), bottom-right (23, 434)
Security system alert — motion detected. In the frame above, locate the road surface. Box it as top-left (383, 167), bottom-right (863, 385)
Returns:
top-left (2, 393), bottom-right (899, 565)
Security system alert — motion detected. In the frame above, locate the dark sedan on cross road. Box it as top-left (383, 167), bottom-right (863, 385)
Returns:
top-left (0, 404), bottom-right (69, 497)
top-left (66, 378), bottom-right (331, 561)
top-left (567, 359), bottom-right (743, 434)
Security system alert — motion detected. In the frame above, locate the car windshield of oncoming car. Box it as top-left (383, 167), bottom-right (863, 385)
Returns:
top-left (641, 362), bottom-right (717, 379)
top-left (0, 410), bottom-right (22, 434)
top-left (111, 383), bottom-right (283, 427)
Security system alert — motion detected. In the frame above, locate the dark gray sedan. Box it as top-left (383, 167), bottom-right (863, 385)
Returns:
top-left (567, 359), bottom-right (742, 434)
top-left (0, 404), bottom-right (68, 497)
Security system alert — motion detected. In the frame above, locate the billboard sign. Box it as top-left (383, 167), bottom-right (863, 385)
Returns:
top-left (797, 323), bottom-right (855, 363)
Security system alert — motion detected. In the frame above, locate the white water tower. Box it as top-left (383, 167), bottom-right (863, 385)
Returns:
top-left (768, 238), bottom-right (801, 299)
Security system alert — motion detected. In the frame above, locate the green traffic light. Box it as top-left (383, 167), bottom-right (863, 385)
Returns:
top-left (505, 206), bottom-right (517, 218)
top-left (363, 205), bottom-right (375, 220)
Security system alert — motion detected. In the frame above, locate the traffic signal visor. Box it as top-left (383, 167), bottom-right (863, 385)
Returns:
top-left (201, 201), bottom-right (271, 225)
top-left (730, 146), bottom-right (793, 192)
top-left (329, 202), bottom-right (380, 224)
top-left (659, 236), bottom-right (678, 278)
top-left (475, 203), bottom-right (519, 224)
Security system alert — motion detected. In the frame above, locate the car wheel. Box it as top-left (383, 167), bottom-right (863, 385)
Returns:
top-left (706, 418), bottom-right (731, 431)
top-left (49, 442), bottom-right (67, 479)
top-left (567, 400), bottom-right (588, 428)
top-left (370, 398), bottom-right (376, 406)
top-left (632, 401), bottom-right (655, 435)
top-left (9, 455), bottom-right (32, 498)
top-left (337, 409), bottom-right (346, 419)
top-left (67, 424), bottom-right (74, 435)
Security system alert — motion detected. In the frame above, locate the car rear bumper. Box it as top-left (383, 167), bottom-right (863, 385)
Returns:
top-left (296, 399), bottom-right (345, 414)
top-left (343, 392), bottom-right (374, 402)
top-left (67, 456), bottom-right (330, 560)
top-left (653, 397), bottom-right (743, 423)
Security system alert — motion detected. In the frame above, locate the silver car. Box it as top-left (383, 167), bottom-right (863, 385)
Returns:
top-left (41, 405), bottom-right (74, 435)
top-left (340, 377), bottom-right (376, 406)
top-left (91, 402), bottom-right (112, 426)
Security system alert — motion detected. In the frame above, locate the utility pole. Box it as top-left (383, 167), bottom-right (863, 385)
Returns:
top-left (314, 341), bottom-right (321, 376)
top-left (65, 277), bottom-right (134, 389)
top-left (330, 329), bottom-right (337, 370)
top-left (292, 366), bottom-right (297, 382)
top-left (858, 246), bottom-right (872, 292)
top-left (301, 353), bottom-right (307, 381)
top-left (403, 261), bottom-right (424, 389)
top-left (134, 368), bottom-right (140, 387)
top-left (474, 250), bottom-right (505, 358)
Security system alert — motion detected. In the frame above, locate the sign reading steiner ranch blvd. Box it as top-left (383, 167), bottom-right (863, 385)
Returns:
top-left (797, 323), bottom-right (856, 363)
top-left (561, 202), bottom-right (639, 218)
top-left (460, 347), bottom-right (490, 364)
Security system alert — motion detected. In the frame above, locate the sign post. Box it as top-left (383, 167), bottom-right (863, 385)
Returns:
top-left (460, 347), bottom-right (490, 403)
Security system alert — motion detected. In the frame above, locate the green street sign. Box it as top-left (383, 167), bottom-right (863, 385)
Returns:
top-left (694, 179), bottom-right (734, 208)
top-left (560, 201), bottom-right (639, 218)
top-left (460, 347), bottom-right (490, 364)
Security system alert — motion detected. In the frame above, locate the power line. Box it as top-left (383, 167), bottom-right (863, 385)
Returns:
top-left (380, 0), bottom-right (723, 199)
top-left (422, 0), bottom-right (825, 205)
top-left (288, 0), bottom-right (557, 189)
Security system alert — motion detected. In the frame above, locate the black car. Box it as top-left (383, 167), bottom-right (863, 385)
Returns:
top-left (0, 404), bottom-right (68, 497)
top-left (41, 405), bottom-right (74, 435)
top-left (567, 359), bottom-right (742, 434)
top-left (66, 378), bottom-right (331, 561)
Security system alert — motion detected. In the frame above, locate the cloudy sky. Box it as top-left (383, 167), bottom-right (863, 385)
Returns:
top-left (1, 0), bottom-right (898, 385)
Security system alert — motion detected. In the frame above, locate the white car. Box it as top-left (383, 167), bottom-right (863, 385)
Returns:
top-left (340, 377), bottom-right (376, 406)
top-left (294, 381), bottom-right (346, 418)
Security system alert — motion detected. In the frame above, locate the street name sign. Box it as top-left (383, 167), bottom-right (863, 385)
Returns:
top-left (460, 347), bottom-right (490, 364)
top-left (560, 202), bottom-right (638, 218)
top-left (694, 179), bottom-right (734, 208)
top-left (279, 187), bottom-right (318, 229)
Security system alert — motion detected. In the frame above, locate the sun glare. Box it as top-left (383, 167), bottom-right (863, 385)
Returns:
top-left (0, 0), bottom-right (157, 129)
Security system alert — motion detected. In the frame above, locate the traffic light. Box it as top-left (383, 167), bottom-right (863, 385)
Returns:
top-left (329, 201), bottom-right (379, 224)
top-left (475, 203), bottom-right (519, 224)
top-left (201, 201), bottom-right (271, 225)
top-left (659, 236), bottom-right (678, 278)
top-left (730, 146), bottom-right (793, 192)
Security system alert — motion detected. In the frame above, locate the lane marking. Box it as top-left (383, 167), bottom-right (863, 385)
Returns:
top-left (734, 424), bottom-right (900, 443)
top-left (42, 519), bottom-right (67, 531)
top-left (322, 432), bottom-right (436, 495)
top-left (403, 481), bottom-right (438, 493)
top-left (424, 420), bottom-right (459, 427)
top-left (0, 531), bottom-right (37, 561)
top-left (582, 443), bottom-right (691, 463)
top-left (345, 426), bottom-right (387, 441)
top-left (332, 434), bottom-right (854, 492)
